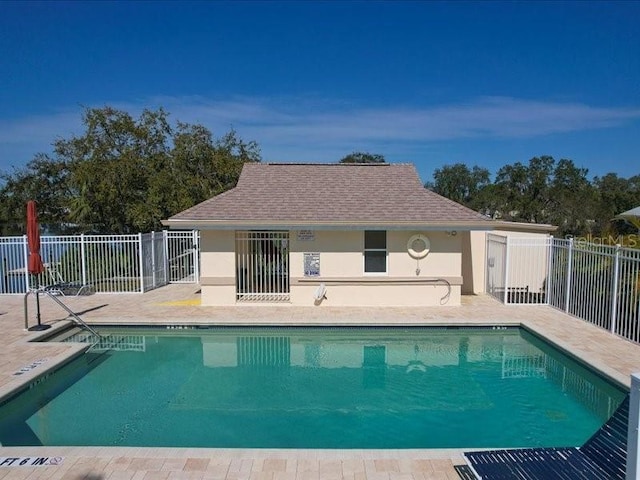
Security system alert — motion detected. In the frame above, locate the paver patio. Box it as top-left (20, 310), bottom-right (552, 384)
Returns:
top-left (1, 284), bottom-right (639, 479)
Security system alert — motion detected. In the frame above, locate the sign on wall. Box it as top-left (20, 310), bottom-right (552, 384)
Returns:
top-left (304, 252), bottom-right (320, 277)
top-left (297, 230), bottom-right (315, 241)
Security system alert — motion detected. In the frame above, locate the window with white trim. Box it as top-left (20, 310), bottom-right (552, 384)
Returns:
top-left (364, 230), bottom-right (387, 274)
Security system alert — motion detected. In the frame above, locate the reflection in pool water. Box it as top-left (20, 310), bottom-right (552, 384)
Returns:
top-left (0, 327), bottom-right (626, 449)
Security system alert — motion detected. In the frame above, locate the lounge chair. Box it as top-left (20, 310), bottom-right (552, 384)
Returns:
top-left (43, 263), bottom-right (93, 296)
top-left (462, 394), bottom-right (629, 479)
top-left (45, 281), bottom-right (94, 296)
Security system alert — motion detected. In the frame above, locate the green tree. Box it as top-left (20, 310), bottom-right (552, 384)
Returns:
top-left (592, 173), bottom-right (640, 235)
top-left (339, 152), bottom-right (386, 163)
top-left (0, 154), bottom-right (71, 235)
top-left (59, 106), bottom-right (173, 233)
top-left (0, 106), bottom-right (260, 234)
top-left (547, 159), bottom-right (596, 237)
top-left (470, 183), bottom-right (504, 219)
top-left (426, 163), bottom-right (491, 208)
top-left (150, 124), bottom-right (260, 219)
top-left (494, 156), bottom-right (555, 223)
top-left (426, 156), bottom-right (639, 236)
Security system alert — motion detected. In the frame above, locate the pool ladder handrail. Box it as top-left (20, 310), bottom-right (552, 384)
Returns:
top-left (41, 290), bottom-right (103, 340)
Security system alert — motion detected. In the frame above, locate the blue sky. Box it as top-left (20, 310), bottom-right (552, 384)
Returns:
top-left (1, 1), bottom-right (639, 184)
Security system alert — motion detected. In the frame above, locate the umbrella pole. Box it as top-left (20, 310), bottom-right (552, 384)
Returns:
top-left (28, 273), bottom-right (50, 331)
top-left (36, 288), bottom-right (41, 326)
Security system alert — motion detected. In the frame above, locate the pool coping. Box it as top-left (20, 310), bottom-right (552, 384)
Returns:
top-left (2, 288), bottom-right (640, 478)
top-left (0, 319), bottom-right (630, 447)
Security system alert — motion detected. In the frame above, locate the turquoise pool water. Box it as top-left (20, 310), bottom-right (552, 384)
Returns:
top-left (0, 327), bottom-right (625, 449)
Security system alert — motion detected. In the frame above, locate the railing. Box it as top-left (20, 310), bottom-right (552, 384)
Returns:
top-left (548, 239), bottom-right (640, 342)
top-left (1, 231), bottom-right (200, 294)
top-left (489, 234), bottom-right (640, 344)
top-left (42, 289), bottom-right (102, 338)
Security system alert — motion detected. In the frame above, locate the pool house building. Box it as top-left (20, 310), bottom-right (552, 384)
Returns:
top-left (164, 162), bottom-right (552, 307)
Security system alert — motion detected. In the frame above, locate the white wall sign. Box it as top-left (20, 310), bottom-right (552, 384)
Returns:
top-left (304, 252), bottom-right (320, 277)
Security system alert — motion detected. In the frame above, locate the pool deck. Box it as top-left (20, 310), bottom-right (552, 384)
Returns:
top-left (1, 284), bottom-right (640, 479)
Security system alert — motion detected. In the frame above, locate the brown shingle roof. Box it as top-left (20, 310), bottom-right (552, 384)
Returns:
top-left (165, 163), bottom-right (494, 229)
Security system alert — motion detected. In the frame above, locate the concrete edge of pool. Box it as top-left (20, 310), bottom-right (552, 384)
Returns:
top-left (519, 322), bottom-right (631, 391)
top-left (2, 321), bottom-right (630, 441)
top-left (2, 290), bottom-right (639, 479)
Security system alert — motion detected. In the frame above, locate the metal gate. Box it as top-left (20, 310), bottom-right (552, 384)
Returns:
top-left (486, 234), bottom-right (551, 305)
top-left (486, 233), bottom-right (508, 303)
top-left (165, 230), bottom-right (200, 283)
top-left (235, 231), bottom-right (289, 302)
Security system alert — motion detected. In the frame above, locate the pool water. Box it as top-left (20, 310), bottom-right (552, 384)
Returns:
top-left (0, 327), bottom-right (625, 449)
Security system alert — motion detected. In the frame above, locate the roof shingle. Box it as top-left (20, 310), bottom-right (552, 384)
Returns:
top-left (166, 163), bottom-right (493, 229)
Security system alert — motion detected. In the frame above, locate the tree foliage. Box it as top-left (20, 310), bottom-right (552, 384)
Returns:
top-left (427, 163), bottom-right (490, 208)
top-left (427, 156), bottom-right (639, 238)
top-left (547, 159), bottom-right (596, 236)
top-left (493, 156), bottom-right (556, 224)
top-left (2, 116), bottom-right (638, 241)
top-left (339, 152), bottom-right (386, 163)
top-left (0, 154), bottom-right (72, 235)
top-left (0, 106), bottom-right (260, 234)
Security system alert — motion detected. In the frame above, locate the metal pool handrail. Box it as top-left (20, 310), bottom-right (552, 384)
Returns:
top-left (24, 288), bottom-right (102, 339)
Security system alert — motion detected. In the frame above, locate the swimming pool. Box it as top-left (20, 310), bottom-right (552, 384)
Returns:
top-left (0, 326), bottom-right (625, 449)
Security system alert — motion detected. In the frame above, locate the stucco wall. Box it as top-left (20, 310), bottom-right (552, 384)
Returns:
top-left (199, 230), bottom-right (236, 305)
top-left (289, 230), bottom-right (460, 278)
top-left (461, 231), bottom-right (486, 295)
top-left (199, 229), bottom-right (462, 307)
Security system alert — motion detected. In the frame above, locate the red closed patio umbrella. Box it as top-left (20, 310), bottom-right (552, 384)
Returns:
top-left (27, 201), bottom-right (44, 276)
top-left (26, 200), bottom-right (50, 330)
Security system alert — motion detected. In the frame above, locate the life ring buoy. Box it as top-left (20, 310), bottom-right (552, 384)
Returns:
top-left (407, 234), bottom-right (430, 259)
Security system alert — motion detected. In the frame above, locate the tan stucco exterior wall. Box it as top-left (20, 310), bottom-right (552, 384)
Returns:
top-left (461, 231), bottom-right (487, 295)
top-left (199, 230), bottom-right (236, 305)
top-left (289, 230), bottom-right (460, 278)
top-left (199, 230), bottom-right (463, 307)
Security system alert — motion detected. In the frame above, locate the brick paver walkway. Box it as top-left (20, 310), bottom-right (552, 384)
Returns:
top-left (1, 285), bottom-right (639, 479)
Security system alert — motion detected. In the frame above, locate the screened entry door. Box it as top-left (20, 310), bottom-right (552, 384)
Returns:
top-left (235, 231), bottom-right (290, 302)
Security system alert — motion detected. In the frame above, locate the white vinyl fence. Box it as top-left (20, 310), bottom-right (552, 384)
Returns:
top-left (488, 234), bottom-right (640, 344)
top-left (0, 231), bottom-right (199, 294)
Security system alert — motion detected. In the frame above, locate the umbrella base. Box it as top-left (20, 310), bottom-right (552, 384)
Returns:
top-left (28, 324), bottom-right (51, 331)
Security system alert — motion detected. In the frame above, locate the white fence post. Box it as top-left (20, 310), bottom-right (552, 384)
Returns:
top-left (151, 231), bottom-right (156, 290)
top-left (193, 229), bottom-right (200, 281)
top-left (544, 236), bottom-right (553, 305)
top-left (163, 230), bottom-right (169, 285)
top-left (610, 244), bottom-right (621, 335)
top-left (611, 244), bottom-right (620, 333)
top-left (564, 237), bottom-right (574, 313)
top-left (503, 236), bottom-right (511, 304)
top-left (628, 373), bottom-right (640, 480)
top-left (138, 233), bottom-right (144, 293)
top-left (80, 233), bottom-right (87, 288)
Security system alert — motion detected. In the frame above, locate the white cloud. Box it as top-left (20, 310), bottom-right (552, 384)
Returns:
top-left (1, 95), bottom-right (639, 167)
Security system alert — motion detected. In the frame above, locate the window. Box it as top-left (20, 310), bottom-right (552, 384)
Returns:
top-left (364, 230), bottom-right (387, 274)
